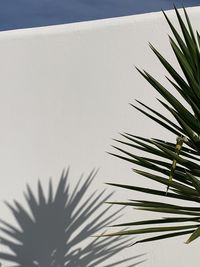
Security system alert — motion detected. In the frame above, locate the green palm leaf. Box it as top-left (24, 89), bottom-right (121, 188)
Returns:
top-left (107, 7), bottom-right (200, 246)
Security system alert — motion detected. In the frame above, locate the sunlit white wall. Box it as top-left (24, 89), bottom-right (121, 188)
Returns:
top-left (0, 7), bottom-right (199, 266)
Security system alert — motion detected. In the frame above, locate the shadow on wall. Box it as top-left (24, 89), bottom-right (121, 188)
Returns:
top-left (0, 169), bottom-right (144, 267)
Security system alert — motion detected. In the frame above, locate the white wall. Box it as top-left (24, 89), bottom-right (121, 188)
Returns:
top-left (0, 7), bottom-right (199, 266)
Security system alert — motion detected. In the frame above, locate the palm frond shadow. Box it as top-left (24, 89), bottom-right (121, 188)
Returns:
top-left (0, 169), bottom-right (144, 267)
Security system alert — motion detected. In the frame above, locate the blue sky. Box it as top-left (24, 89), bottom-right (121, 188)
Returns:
top-left (0, 0), bottom-right (199, 31)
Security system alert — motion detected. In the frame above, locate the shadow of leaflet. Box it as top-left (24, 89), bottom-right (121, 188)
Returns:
top-left (0, 169), bottom-right (145, 267)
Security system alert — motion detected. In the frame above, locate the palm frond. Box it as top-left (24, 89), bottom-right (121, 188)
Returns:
top-left (107, 7), bottom-right (200, 245)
